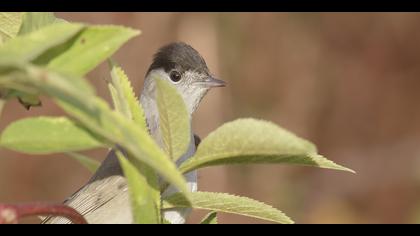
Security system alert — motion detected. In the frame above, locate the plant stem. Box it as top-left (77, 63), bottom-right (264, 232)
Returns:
top-left (0, 203), bottom-right (88, 224)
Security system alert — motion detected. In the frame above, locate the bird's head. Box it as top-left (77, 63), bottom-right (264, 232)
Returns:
top-left (143, 42), bottom-right (225, 114)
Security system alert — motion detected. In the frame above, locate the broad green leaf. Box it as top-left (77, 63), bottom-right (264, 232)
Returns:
top-left (0, 12), bottom-right (24, 44)
top-left (156, 78), bottom-right (191, 161)
top-left (0, 116), bottom-right (104, 154)
top-left (46, 26), bottom-right (140, 77)
top-left (200, 211), bottom-right (217, 224)
top-left (66, 152), bottom-right (100, 173)
top-left (180, 118), bottom-right (355, 174)
top-left (108, 61), bottom-right (147, 131)
top-left (18, 12), bottom-right (65, 36)
top-left (0, 23), bottom-right (84, 63)
top-left (163, 192), bottom-right (294, 224)
top-left (117, 151), bottom-right (160, 224)
top-left (0, 63), bottom-right (191, 200)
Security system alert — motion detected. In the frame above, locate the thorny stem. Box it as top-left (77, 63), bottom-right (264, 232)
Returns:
top-left (0, 203), bottom-right (88, 224)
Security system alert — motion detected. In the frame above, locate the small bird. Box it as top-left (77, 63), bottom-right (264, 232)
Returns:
top-left (42, 42), bottom-right (225, 224)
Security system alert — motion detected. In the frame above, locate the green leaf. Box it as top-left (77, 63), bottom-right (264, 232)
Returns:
top-left (108, 83), bottom-right (122, 112)
top-left (109, 63), bottom-right (131, 118)
top-left (108, 61), bottom-right (147, 131)
top-left (0, 23), bottom-right (137, 109)
top-left (66, 152), bottom-right (100, 173)
top-left (180, 118), bottom-right (355, 174)
top-left (0, 23), bottom-right (84, 63)
top-left (0, 62), bottom-right (95, 114)
top-left (57, 98), bottom-right (190, 198)
top-left (116, 151), bottom-right (160, 224)
top-left (156, 78), bottom-right (191, 161)
top-left (0, 64), bottom-right (191, 200)
top-left (163, 192), bottom-right (294, 224)
top-left (18, 12), bottom-right (65, 36)
top-left (0, 23), bottom-right (138, 78)
top-left (0, 116), bottom-right (104, 154)
top-left (200, 211), bottom-right (218, 224)
top-left (0, 12), bottom-right (24, 44)
top-left (45, 26), bottom-right (140, 77)
top-left (107, 61), bottom-right (161, 224)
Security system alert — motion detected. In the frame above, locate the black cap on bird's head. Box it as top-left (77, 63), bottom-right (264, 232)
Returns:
top-left (148, 42), bottom-right (208, 75)
top-left (146, 42), bottom-right (225, 88)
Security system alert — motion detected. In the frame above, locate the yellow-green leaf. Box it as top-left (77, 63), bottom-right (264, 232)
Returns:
top-left (180, 118), bottom-right (354, 174)
top-left (117, 151), bottom-right (160, 224)
top-left (0, 23), bottom-right (138, 112)
top-left (0, 116), bottom-right (104, 154)
top-left (0, 12), bottom-right (24, 44)
top-left (18, 12), bottom-right (65, 36)
top-left (108, 61), bottom-right (147, 131)
top-left (108, 83), bottom-right (122, 112)
top-left (156, 78), bottom-right (191, 162)
top-left (46, 26), bottom-right (140, 77)
top-left (0, 20), bottom-right (137, 79)
top-left (163, 192), bottom-right (293, 224)
top-left (0, 23), bottom-right (84, 63)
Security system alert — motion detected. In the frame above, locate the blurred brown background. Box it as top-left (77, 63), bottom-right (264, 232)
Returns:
top-left (1, 12), bottom-right (420, 224)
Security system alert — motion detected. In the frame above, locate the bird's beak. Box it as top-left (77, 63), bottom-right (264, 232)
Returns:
top-left (203, 76), bottom-right (226, 88)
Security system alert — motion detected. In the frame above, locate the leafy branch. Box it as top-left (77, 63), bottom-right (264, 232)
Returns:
top-left (0, 12), bottom-right (354, 224)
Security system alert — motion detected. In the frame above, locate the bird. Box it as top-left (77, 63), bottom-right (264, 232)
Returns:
top-left (42, 42), bottom-right (225, 224)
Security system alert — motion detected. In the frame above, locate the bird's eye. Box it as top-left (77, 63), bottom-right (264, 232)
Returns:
top-left (169, 71), bottom-right (182, 83)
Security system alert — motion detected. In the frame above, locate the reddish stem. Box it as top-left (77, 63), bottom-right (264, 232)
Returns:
top-left (0, 203), bottom-right (87, 224)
